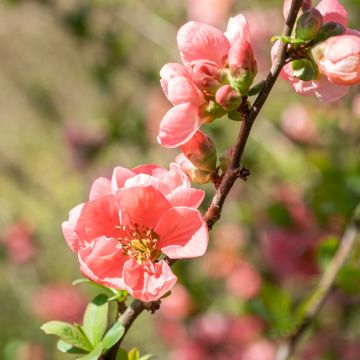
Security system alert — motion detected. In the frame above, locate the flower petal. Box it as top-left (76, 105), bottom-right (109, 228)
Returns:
top-left (224, 14), bottom-right (250, 45)
top-left (123, 259), bottom-right (177, 302)
top-left (116, 186), bottom-right (171, 228)
top-left (111, 166), bottom-right (136, 193)
top-left (78, 237), bottom-right (126, 289)
top-left (89, 177), bottom-right (111, 201)
top-left (166, 188), bottom-right (205, 209)
top-left (132, 164), bottom-right (167, 177)
top-left (177, 21), bottom-right (230, 66)
top-left (74, 195), bottom-right (120, 243)
top-left (62, 203), bottom-right (85, 252)
top-left (316, 0), bottom-right (348, 27)
top-left (158, 103), bottom-right (201, 148)
top-left (155, 207), bottom-right (208, 259)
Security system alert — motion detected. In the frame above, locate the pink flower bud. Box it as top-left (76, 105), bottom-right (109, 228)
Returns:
top-left (215, 85), bottom-right (242, 112)
top-left (180, 130), bottom-right (217, 172)
top-left (319, 35), bottom-right (360, 86)
top-left (228, 39), bottom-right (257, 94)
top-left (295, 8), bottom-right (323, 40)
top-left (189, 60), bottom-right (223, 94)
top-left (175, 153), bottom-right (212, 184)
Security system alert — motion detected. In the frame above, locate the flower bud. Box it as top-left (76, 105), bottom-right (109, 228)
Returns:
top-left (201, 101), bottom-right (227, 122)
top-left (189, 60), bottom-right (223, 95)
top-left (175, 153), bottom-right (212, 184)
top-left (181, 130), bottom-right (217, 172)
top-left (291, 58), bottom-right (319, 81)
top-left (215, 85), bottom-right (242, 112)
top-left (315, 21), bottom-right (345, 43)
top-left (295, 8), bottom-right (323, 40)
top-left (219, 148), bottom-right (233, 172)
top-left (228, 39), bottom-right (257, 94)
top-left (318, 35), bottom-right (360, 86)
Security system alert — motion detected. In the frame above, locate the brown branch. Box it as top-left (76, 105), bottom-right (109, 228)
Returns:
top-left (276, 205), bottom-right (360, 360)
top-left (104, 1), bottom-right (303, 358)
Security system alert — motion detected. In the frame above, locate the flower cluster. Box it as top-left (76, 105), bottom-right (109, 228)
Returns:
top-left (158, 15), bottom-right (257, 148)
top-left (63, 164), bottom-right (208, 301)
top-left (276, 0), bottom-right (360, 102)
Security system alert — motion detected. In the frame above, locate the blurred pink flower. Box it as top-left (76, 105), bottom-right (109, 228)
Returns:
top-left (185, 0), bottom-right (234, 28)
top-left (1, 221), bottom-right (37, 264)
top-left (201, 250), bottom-right (238, 278)
top-left (16, 343), bottom-right (45, 360)
top-left (32, 284), bottom-right (87, 323)
top-left (281, 104), bottom-right (319, 144)
top-left (227, 316), bottom-right (264, 345)
top-left (213, 222), bottom-right (245, 252)
top-left (63, 164), bottom-right (208, 301)
top-left (160, 284), bottom-right (193, 320)
top-left (241, 339), bottom-right (276, 360)
top-left (226, 260), bottom-right (262, 300)
top-left (352, 93), bottom-right (360, 118)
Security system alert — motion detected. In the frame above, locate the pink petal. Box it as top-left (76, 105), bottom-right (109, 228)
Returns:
top-left (78, 237), bottom-right (126, 289)
top-left (89, 177), bottom-right (111, 201)
top-left (132, 164), bottom-right (167, 177)
top-left (124, 173), bottom-right (172, 196)
top-left (160, 63), bottom-right (203, 106)
top-left (177, 21), bottom-right (230, 66)
top-left (166, 188), bottom-right (205, 209)
top-left (155, 207), bottom-right (208, 259)
top-left (123, 259), bottom-right (177, 302)
top-left (316, 0), bottom-right (348, 27)
top-left (224, 14), bottom-right (250, 45)
top-left (111, 166), bottom-right (135, 194)
top-left (116, 186), bottom-right (171, 228)
top-left (157, 163), bottom-right (190, 193)
top-left (62, 203), bottom-right (85, 252)
top-left (74, 195), bottom-right (120, 243)
top-left (312, 76), bottom-right (349, 102)
top-left (158, 103), bottom-right (201, 148)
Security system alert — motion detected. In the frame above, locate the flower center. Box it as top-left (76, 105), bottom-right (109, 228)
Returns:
top-left (116, 224), bottom-right (161, 265)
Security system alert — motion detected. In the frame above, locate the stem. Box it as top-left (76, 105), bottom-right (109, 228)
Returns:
top-left (104, 1), bottom-right (303, 358)
top-left (276, 205), bottom-right (360, 360)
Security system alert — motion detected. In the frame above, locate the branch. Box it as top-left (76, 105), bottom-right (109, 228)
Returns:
top-left (276, 205), bottom-right (360, 360)
top-left (104, 1), bottom-right (303, 358)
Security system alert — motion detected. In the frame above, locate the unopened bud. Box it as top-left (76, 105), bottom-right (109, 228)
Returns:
top-left (181, 130), bottom-right (217, 172)
top-left (291, 58), bottom-right (319, 81)
top-left (189, 60), bottom-right (223, 95)
top-left (215, 85), bottom-right (242, 112)
top-left (175, 153), bottom-right (212, 184)
top-left (228, 39), bottom-right (257, 94)
top-left (295, 9), bottom-right (323, 40)
top-left (201, 101), bottom-right (227, 122)
top-left (219, 148), bottom-right (233, 172)
top-left (315, 22), bottom-right (346, 43)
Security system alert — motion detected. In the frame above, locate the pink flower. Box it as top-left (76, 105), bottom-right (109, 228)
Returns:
top-left (241, 339), bottom-right (275, 360)
top-left (32, 284), bottom-right (87, 323)
top-left (62, 164), bottom-right (208, 301)
top-left (158, 15), bottom-right (256, 148)
top-left (318, 35), bottom-right (360, 85)
top-left (275, 0), bottom-right (352, 102)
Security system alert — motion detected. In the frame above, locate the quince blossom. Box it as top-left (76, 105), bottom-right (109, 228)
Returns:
top-left (158, 15), bottom-right (256, 148)
top-left (62, 164), bottom-right (208, 302)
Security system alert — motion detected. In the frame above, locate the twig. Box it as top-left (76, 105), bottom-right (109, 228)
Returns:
top-left (104, 1), bottom-right (303, 358)
top-left (276, 205), bottom-right (360, 360)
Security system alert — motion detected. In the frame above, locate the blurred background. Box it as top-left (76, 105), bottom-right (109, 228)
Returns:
top-left (0, 0), bottom-right (359, 359)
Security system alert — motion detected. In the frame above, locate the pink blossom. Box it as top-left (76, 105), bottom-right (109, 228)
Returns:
top-left (1, 221), bottom-right (37, 264)
top-left (158, 15), bottom-right (256, 148)
top-left (226, 260), bottom-right (262, 300)
top-left (63, 165), bottom-right (208, 301)
top-left (185, 0), bottom-right (234, 28)
top-left (318, 35), bottom-right (360, 86)
top-left (32, 284), bottom-right (87, 323)
top-left (15, 343), bottom-right (45, 360)
top-left (241, 339), bottom-right (276, 360)
top-left (159, 284), bottom-right (193, 320)
top-left (275, 0), bottom-right (352, 102)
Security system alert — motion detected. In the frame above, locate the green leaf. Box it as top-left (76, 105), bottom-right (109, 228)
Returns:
top-left (291, 59), bottom-right (318, 81)
top-left (128, 348), bottom-right (140, 360)
top-left (77, 343), bottom-right (103, 360)
top-left (83, 294), bottom-right (109, 346)
top-left (337, 265), bottom-right (360, 294)
top-left (316, 236), bottom-right (339, 270)
top-left (248, 81), bottom-right (265, 97)
top-left (139, 355), bottom-right (156, 360)
top-left (115, 348), bottom-right (128, 360)
top-left (103, 322), bottom-right (125, 351)
top-left (41, 321), bottom-right (92, 352)
top-left (57, 340), bottom-right (87, 354)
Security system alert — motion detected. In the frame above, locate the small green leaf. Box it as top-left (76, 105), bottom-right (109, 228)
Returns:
top-left (316, 236), bottom-right (339, 270)
top-left (337, 265), bottom-right (360, 294)
top-left (248, 81), bottom-right (265, 96)
top-left (57, 340), bottom-right (87, 354)
top-left (291, 59), bottom-right (318, 81)
top-left (41, 321), bottom-right (92, 352)
top-left (103, 322), bottom-right (125, 351)
top-left (128, 348), bottom-right (140, 360)
top-left (115, 348), bottom-right (128, 360)
top-left (77, 343), bottom-right (103, 360)
top-left (83, 294), bottom-right (109, 346)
